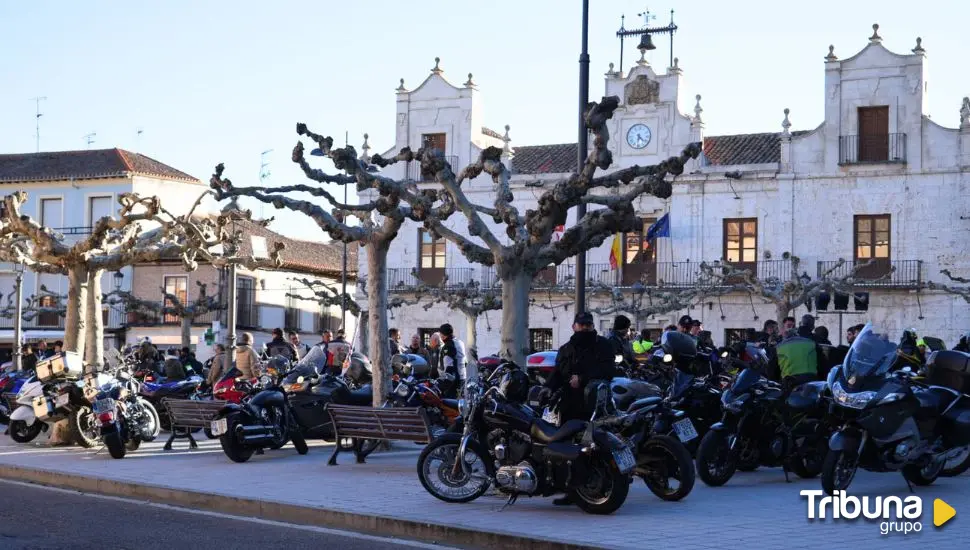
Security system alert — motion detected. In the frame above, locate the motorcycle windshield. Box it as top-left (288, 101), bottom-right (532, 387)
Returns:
top-left (730, 367), bottom-right (761, 394)
top-left (218, 366), bottom-right (241, 383)
top-left (843, 325), bottom-right (898, 380)
top-left (661, 331), bottom-right (698, 359)
top-left (283, 364), bottom-right (318, 384)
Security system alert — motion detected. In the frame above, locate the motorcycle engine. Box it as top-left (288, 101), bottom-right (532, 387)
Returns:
top-left (495, 461), bottom-right (538, 494)
top-left (488, 430), bottom-right (531, 465)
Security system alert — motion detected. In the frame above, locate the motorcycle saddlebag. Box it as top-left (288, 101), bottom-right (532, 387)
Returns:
top-left (927, 350), bottom-right (970, 394)
top-left (942, 404), bottom-right (970, 448)
top-left (36, 352), bottom-right (83, 383)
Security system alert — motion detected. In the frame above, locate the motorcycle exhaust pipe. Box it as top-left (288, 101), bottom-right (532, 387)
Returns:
top-left (237, 425), bottom-right (271, 436)
top-left (240, 434), bottom-right (276, 445)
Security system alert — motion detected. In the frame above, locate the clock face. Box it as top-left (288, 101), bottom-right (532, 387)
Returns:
top-left (626, 124), bottom-right (652, 149)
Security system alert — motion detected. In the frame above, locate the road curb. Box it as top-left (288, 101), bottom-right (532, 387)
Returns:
top-left (0, 464), bottom-right (604, 550)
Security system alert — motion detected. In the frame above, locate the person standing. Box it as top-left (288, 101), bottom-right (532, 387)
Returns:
top-left (761, 320), bottom-right (780, 346)
top-left (782, 316), bottom-right (797, 332)
top-left (388, 328), bottom-right (405, 358)
top-left (690, 320), bottom-right (703, 339)
top-left (328, 330), bottom-right (353, 375)
top-left (406, 334), bottom-right (431, 365)
top-left (846, 324), bottom-right (865, 346)
top-left (235, 333), bottom-right (260, 379)
top-left (206, 344), bottom-right (227, 386)
top-left (427, 332), bottom-right (442, 371)
top-left (35, 341), bottom-right (51, 360)
top-left (288, 331), bottom-right (311, 359)
top-left (677, 315), bottom-right (693, 334)
top-left (436, 323), bottom-right (467, 398)
top-left (266, 328), bottom-right (298, 361)
top-left (772, 328), bottom-right (819, 390)
top-left (813, 326), bottom-right (832, 345)
top-left (21, 344), bottom-right (37, 372)
top-left (606, 315), bottom-right (636, 370)
top-left (296, 329), bottom-right (331, 371)
top-left (179, 347), bottom-right (204, 377)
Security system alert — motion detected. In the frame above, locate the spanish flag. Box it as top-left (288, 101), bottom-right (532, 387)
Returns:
top-left (609, 233), bottom-right (622, 270)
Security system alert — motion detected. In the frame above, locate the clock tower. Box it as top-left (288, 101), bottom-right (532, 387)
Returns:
top-left (603, 55), bottom-right (701, 169)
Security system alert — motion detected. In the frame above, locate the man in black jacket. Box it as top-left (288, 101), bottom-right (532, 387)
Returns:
top-left (606, 315), bottom-right (637, 371)
top-left (543, 312), bottom-right (617, 507)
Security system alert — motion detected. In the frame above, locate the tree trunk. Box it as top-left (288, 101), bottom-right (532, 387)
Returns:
top-left (181, 316), bottom-right (193, 349)
top-left (358, 310), bottom-right (369, 356)
top-left (500, 272), bottom-right (532, 364)
top-left (365, 241), bottom-right (390, 408)
top-left (65, 266), bottom-right (89, 357)
top-left (84, 269), bottom-right (104, 374)
top-left (464, 310), bottom-right (479, 362)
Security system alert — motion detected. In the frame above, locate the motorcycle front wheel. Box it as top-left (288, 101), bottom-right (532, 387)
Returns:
top-left (137, 399), bottom-right (161, 441)
top-left (417, 434), bottom-right (492, 504)
top-left (9, 420), bottom-right (43, 443)
top-left (572, 454), bottom-right (631, 515)
top-left (696, 431), bottom-right (738, 487)
top-left (219, 414), bottom-right (255, 463)
top-left (942, 446), bottom-right (970, 477)
top-left (639, 435), bottom-right (695, 501)
top-left (70, 407), bottom-right (100, 448)
top-left (821, 448), bottom-right (859, 493)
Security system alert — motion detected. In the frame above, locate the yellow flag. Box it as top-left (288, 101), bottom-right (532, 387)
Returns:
top-left (609, 234), bottom-right (622, 270)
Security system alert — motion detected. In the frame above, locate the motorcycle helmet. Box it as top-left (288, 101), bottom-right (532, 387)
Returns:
top-left (497, 368), bottom-right (530, 403)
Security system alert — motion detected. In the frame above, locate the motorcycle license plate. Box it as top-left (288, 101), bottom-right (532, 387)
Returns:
top-left (612, 447), bottom-right (636, 475)
top-left (210, 418), bottom-right (228, 436)
top-left (92, 398), bottom-right (115, 414)
top-left (673, 418), bottom-right (698, 443)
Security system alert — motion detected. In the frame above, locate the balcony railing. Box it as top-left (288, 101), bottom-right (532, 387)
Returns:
top-left (51, 226), bottom-right (94, 235)
top-left (838, 133), bottom-right (907, 165)
top-left (817, 259), bottom-right (922, 289)
top-left (123, 305), bottom-right (224, 327)
top-left (406, 156), bottom-right (460, 182)
top-left (388, 267), bottom-right (474, 290)
top-left (0, 316), bottom-right (66, 330)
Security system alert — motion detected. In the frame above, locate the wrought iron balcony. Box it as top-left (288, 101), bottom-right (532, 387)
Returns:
top-left (388, 267), bottom-right (475, 291)
top-left (838, 133), bottom-right (907, 165)
top-left (816, 259), bottom-right (922, 289)
top-left (406, 156), bottom-right (460, 182)
top-left (123, 304), bottom-right (224, 327)
top-left (51, 226), bottom-right (94, 236)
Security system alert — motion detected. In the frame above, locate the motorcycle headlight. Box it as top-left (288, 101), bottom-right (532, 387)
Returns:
top-left (259, 375), bottom-right (272, 386)
top-left (395, 383), bottom-right (410, 397)
top-left (663, 354), bottom-right (673, 363)
top-left (614, 355), bottom-right (623, 364)
top-left (458, 398), bottom-right (468, 417)
top-left (878, 392), bottom-right (906, 405)
top-left (831, 381), bottom-right (876, 410)
top-left (721, 392), bottom-right (749, 413)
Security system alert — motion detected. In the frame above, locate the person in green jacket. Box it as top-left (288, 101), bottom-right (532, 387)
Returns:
top-left (773, 328), bottom-right (818, 391)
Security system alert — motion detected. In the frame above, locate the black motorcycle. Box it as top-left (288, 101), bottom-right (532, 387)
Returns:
top-left (93, 366), bottom-right (161, 459)
top-left (211, 371), bottom-right (309, 463)
top-left (417, 363), bottom-right (636, 515)
top-left (282, 365), bottom-right (373, 441)
top-left (139, 376), bottom-right (203, 431)
top-left (695, 362), bottom-right (831, 487)
top-left (821, 325), bottom-right (970, 492)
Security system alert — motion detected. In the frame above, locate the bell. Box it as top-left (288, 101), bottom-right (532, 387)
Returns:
top-left (637, 32), bottom-right (656, 52)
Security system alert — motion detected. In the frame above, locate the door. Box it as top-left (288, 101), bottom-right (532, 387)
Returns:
top-left (422, 133), bottom-right (447, 154)
top-left (858, 106), bottom-right (889, 162)
top-left (418, 229), bottom-right (446, 285)
top-left (854, 215), bottom-right (892, 280)
top-left (163, 276), bottom-right (188, 324)
top-left (723, 218), bottom-right (757, 277)
top-left (236, 276), bottom-right (256, 327)
top-left (622, 218), bottom-right (657, 285)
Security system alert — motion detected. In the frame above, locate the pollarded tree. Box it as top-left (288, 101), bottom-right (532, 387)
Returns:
top-left (926, 269), bottom-right (970, 303)
top-left (413, 98), bottom-right (701, 362)
top-left (0, 285), bottom-right (67, 324)
top-left (104, 281), bottom-right (225, 350)
top-left (408, 277), bottom-right (502, 362)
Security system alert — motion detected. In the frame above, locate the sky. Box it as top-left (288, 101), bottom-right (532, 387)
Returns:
top-left (2, 0), bottom-right (968, 239)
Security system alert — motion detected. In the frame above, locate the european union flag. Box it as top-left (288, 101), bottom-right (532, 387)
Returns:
top-left (645, 213), bottom-right (670, 241)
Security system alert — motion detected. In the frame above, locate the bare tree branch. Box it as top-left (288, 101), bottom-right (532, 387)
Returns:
top-left (288, 277), bottom-right (361, 316)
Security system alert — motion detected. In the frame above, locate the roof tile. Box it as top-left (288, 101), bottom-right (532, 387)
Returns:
top-left (0, 148), bottom-right (199, 183)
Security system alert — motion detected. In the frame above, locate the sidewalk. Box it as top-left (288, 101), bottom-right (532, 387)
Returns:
top-left (0, 434), bottom-right (967, 549)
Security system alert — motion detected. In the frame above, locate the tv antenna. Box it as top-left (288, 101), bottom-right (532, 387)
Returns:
top-left (84, 133), bottom-right (97, 149)
top-left (259, 149), bottom-right (273, 182)
top-left (136, 127), bottom-right (144, 151)
top-left (30, 96), bottom-right (47, 152)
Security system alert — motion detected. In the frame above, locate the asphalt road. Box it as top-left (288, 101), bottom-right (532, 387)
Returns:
top-left (0, 480), bottom-right (448, 550)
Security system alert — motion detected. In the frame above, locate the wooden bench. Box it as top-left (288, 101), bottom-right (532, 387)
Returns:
top-left (161, 398), bottom-right (226, 450)
top-left (325, 404), bottom-right (432, 465)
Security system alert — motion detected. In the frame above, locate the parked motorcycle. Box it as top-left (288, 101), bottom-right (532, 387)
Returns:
top-left (0, 369), bottom-right (32, 424)
top-left (282, 364), bottom-right (373, 442)
top-left (92, 365), bottom-right (161, 459)
top-left (417, 363), bottom-right (636, 515)
top-left (139, 375), bottom-right (203, 431)
top-left (821, 325), bottom-right (970, 492)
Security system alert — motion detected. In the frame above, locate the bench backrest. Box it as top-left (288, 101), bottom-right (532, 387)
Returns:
top-left (162, 398), bottom-right (225, 427)
top-left (326, 404), bottom-right (432, 443)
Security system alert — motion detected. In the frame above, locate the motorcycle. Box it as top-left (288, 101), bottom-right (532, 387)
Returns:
top-left (385, 354), bottom-right (459, 439)
top-left (417, 362), bottom-right (635, 515)
top-left (282, 363), bottom-right (373, 441)
top-left (0, 369), bottom-right (32, 424)
top-left (139, 375), bottom-right (203, 431)
top-left (821, 325), bottom-right (970, 492)
top-left (210, 368), bottom-right (309, 463)
top-left (92, 365), bottom-right (161, 459)
top-left (695, 359), bottom-right (831, 487)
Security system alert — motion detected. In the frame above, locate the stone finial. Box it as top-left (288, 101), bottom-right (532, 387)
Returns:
top-left (912, 37), bottom-right (925, 55)
top-left (782, 108), bottom-right (792, 137)
top-left (693, 94), bottom-right (703, 123)
top-left (464, 73), bottom-right (475, 87)
top-left (361, 133), bottom-right (371, 161)
top-left (669, 57), bottom-right (682, 74)
top-left (502, 124), bottom-right (512, 156)
top-left (605, 62), bottom-right (618, 77)
top-left (960, 97), bottom-right (970, 129)
top-left (869, 23), bottom-right (882, 43)
top-left (825, 45), bottom-right (838, 62)
top-left (396, 78), bottom-right (407, 92)
top-left (637, 48), bottom-right (649, 66)
top-left (431, 57), bottom-right (443, 74)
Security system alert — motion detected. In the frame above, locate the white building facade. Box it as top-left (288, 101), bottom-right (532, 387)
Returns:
top-left (361, 26), bottom-right (970, 355)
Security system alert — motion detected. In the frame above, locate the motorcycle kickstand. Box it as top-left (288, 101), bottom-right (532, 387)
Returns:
top-left (782, 463), bottom-right (791, 483)
top-left (499, 493), bottom-right (518, 511)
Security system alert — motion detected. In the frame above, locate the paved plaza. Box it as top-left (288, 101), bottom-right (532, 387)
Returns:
top-left (0, 432), bottom-right (966, 549)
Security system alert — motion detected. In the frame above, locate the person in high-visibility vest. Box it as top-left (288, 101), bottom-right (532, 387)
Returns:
top-left (632, 329), bottom-right (653, 364)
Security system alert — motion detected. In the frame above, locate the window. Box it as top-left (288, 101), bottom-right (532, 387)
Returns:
top-left (419, 328), bottom-right (438, 348)
top-left (285, 287), bottom-right (300, 331)
top-left (854, 214), bottom-right (892, 279)
top-left (163, 276), bottom-right (188, 324)
top-left (723, 218), bottom-right (757, 274)
top-left (40, 198), bottom-right (62, 229)
top-left (88, 196), bottom-right (113, 228)
top-left (422, 133), bottom-right (447, 154)
top-left (623, 217), bottom-right (657, 285)
top-left (418, 229), bottom-right (446, 285)
top-left (529, 328), bottom-right (554, 354)
top-left (236, 276), bottom-right (256, 328)
top-left (36, 295), bottom-right (60, 327)
top-left (316, 311), bottom-right (341, 333)
top-left (858, 106), bottom-right (889, 162)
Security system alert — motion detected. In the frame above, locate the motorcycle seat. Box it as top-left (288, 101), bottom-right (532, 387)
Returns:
top-left (347, 388), bottom-right (373, 406)
top-left (441, 398), bottom-right (460, 410)
top-left (916, 387), bottom-right (957, 413)
top-left (626, 396), bottom-right (663, 413)
top-left (530, 418), bottom-right (587, 445)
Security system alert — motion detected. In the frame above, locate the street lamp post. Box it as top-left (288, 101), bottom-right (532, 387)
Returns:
top-left (12, 262), bottom-right (25, 370)
top-left (575, 0), bottom-right (590, 313)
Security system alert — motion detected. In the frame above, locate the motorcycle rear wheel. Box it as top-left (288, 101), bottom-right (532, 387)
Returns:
top-left (417, 434), bottom-right (492, 504)
top-left (696, 431), bottom-right (738, 487)
top-left (219, 415), bottom-right (255, 463)
top-left (640, 435), bottom-right (695, 502)
top-left (104, 430), bottom-right (126, 459)
top-left (942, 446), bottom-right (970, 477)
top-left (9, 420), bottom-right (43, 443)
top-left (572, 456), bottom-right (631, 515)
top-left (902, 459), bottom-right (943, 486)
